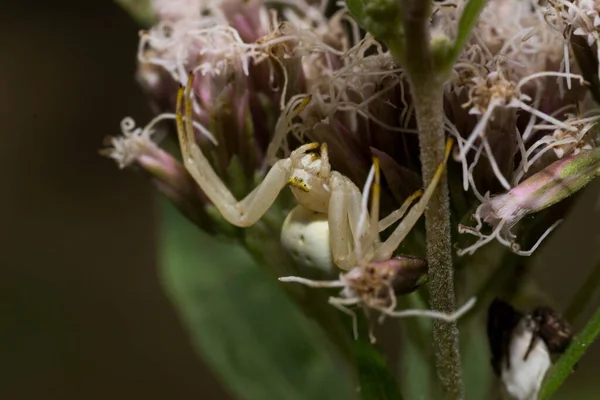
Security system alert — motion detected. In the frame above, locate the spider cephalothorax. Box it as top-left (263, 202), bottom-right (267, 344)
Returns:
top-left (286, 142), bottom-right (331, 212)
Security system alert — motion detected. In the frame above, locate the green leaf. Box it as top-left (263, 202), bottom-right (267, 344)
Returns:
top-left (159, 199), bottom-right (355, 400)
top-left (344, 0), bottom-right (405, 56)
top-left (462, 318), bottom-right (492, 400)
top-left (352, 316), bottom-right (404, 400)
top-left (114, 0), bottom-right (155, 26)
top-left (539, 306), bottom-right (600, 399)
top-left (354, 341), bottom-right (404, 400)
top-left (346, 0), bottom-right (367, 22)
top-left (400, 326), bottom-right (433, 400)
top-left (399, 293), bottom-right (435, 399)
top-left (437, 0), bottom-right (487, 75)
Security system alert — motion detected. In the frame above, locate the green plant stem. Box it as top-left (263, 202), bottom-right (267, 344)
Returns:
top-left (539, 306), bottom-right (600, 399)
top-left (397, 2), bottom-right (463, 397)
top-left (399, 1), bottom-right (432, 71)
top-left (411, 77), bottom-right (463, 400)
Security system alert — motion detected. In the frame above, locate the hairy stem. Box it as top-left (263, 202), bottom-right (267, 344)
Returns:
top-left (399, 1), bottom-right (463, 398)
top-left (412, 78), bottom-right (463, 400)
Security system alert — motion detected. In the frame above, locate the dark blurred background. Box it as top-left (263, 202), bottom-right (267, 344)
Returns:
top-left (0, 1), bottom-right (231, 398)
top-left (2, 1), bottom-right (600, 399)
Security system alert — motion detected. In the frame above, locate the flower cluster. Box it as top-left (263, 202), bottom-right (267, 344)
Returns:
top-left (439, 0), bottom-right (600, 255)
top-left (105, 0), bottom-right (600, 342)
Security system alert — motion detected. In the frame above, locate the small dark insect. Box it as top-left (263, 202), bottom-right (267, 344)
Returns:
top-left (487, 298), bottom-right (573, 375)
top-left (525, 306), bottom-right (573, 359)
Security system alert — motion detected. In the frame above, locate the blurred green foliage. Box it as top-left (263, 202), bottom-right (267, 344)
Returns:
top-left (159, 199), bottom-right (356, 400)
top-left (115, 0), bottom-right (155, 26)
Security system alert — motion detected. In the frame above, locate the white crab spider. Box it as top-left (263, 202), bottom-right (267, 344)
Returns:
top-left (279, 144), bottom-right (476, 341)
top-left (176, 73), bottom-right (464, 271)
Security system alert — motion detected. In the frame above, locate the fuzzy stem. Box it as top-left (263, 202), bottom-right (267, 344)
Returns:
top-left (399, 1), bottom-right (463, 398)
top-left (412, 78), bottom-right (463, 400)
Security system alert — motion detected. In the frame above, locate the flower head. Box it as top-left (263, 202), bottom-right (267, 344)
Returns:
top-left (110, 0), bottom-right (600, 260)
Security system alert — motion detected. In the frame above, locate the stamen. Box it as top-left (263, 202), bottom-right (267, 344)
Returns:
top-left (482, 136), bottom-right (512, 190)
top-left (515, 100), bottom-right (577, 131)
top-left (457, 220), bottom-right (506, 256)
top-left (508, 220), bottom-right (562, 256)
top-left (460, 98), bottom-right (501, 160)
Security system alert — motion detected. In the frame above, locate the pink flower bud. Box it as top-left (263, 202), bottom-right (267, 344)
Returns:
top-left (459, 147), bottom-right (600, 255)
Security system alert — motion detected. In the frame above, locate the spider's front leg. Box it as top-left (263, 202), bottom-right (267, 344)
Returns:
top-left (328, 139), bottom-right (453, 269)
top-left (176, 74), bottom-right (291, 227)
top-left (374, 137), bottom-right (454, 261)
